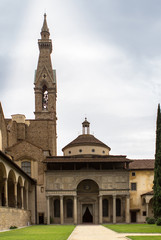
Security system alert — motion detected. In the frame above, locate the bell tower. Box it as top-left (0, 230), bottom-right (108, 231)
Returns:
top-left (34, 14), bottom-right (57, 121)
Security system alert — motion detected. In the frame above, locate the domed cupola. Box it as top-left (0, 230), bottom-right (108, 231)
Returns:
top-left (62, 118), bottom-right (111, 156)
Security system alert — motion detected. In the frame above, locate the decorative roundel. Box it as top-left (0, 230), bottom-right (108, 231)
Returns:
top-left (84, 184), bottom-right (91, 191)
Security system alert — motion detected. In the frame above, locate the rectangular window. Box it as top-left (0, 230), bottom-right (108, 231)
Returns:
top-left (131, 183), bottom-right (137, 191)
top-left (143, 211), bottom-right (146, 216)
top-left (132, 172), bottom-right (135, 176)
top-left (21, 161), bottom-right (31, 176)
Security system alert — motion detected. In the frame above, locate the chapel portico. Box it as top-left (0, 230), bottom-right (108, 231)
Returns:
top-left (45, 178), bottom-right (130, 224)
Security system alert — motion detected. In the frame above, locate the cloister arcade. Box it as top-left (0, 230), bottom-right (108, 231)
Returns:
top-left (0, 161), bottom-right (29, 209)
top-left (0, 151), bottom-right (36, 229)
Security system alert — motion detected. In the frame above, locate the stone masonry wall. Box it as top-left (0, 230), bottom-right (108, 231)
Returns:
top-left (0, 207), bottom-right (31, 230)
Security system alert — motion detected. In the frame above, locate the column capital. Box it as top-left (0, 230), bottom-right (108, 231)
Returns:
top-left (126, 194), bottom-right (130, 199)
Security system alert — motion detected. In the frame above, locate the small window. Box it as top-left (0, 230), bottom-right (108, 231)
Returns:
top-left (102, 150), bottom-right (105, 154)
top-left (79, 149), bottom-right (82, 153)
top-left (21, 161), bottom-right (31, 176)
top-left (103, 199), bottom-right (108, 217)
top-left (131, 183), bottom-right (137, 191)
top-left (116, 198), bottom-right (121, 216)
top-left (66, 199), bottom-right (73, 218)
top-left (92, 149), bottom-right (95, 152)
top-left (68, 151), bottom-right (71, 154)
top-left (132, 172), bottom-right (136, 176)
top-left (54, 199), bottom-right (60, 217)
top-left (143, 211), bottom-right (146, 216)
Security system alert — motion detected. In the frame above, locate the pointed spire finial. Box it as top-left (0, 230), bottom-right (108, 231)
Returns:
top-left (41, 13), bottom-right (49, 35)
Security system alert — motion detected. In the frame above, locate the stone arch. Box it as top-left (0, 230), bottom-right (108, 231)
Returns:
top-left (142, 197), bottom-right (146, 205)
top-left (8, 169), bottom-right (16, 207)
top-left (76, 178), bottom-right (100, 190)
top-left (0, 162), bottom-right (7, 206)
top-left (148, 197), bottom-right (153, 218)
top-left (77, 179), bottom-right (99, 194)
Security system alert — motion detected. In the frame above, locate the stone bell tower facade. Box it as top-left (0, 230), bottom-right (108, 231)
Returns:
top-left (34, 14), bottom-right (57, 155)
top-left (34, 14), bottom-right (57, 121)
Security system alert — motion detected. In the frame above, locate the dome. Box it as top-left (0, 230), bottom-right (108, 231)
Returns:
top-left (62, 119), bottom-right (111, 156)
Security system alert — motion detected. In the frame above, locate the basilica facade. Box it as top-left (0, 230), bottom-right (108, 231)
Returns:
top-left (0, 15), bottom-right (154, 229)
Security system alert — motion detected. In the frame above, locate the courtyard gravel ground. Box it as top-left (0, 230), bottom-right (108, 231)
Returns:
top-left (67, 225), bottom-right (161, 240)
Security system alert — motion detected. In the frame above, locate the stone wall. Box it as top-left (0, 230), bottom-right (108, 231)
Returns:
top-left (0, 207), bottom-right (31, 230)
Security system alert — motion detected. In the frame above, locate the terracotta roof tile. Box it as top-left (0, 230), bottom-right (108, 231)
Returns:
top-left (129, 159), bottom-right (154, 170)
top-left (62, 134), bottom-right (110, 151)
top-left (44, 155), bottom-right (131, 163)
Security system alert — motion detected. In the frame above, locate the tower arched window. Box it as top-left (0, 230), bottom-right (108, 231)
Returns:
top-left (42, 85), bottom-right (48, 110)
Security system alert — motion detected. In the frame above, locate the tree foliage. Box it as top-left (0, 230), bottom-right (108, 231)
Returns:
top-left (153, 104), bottom-right (161, 219)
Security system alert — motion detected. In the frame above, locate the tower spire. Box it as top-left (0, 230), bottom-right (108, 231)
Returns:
top-left (42, 13), bottom-right (49, 32)
top-left (41, 13), bottom-right (50, 39)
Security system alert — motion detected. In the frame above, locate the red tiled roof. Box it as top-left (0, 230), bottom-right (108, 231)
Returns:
top-left (44, 155), bottom-right (131, 163)
top-left (141, 190), bottom-right (154, 196)
top-left (62, 134), bottom-right (111, 151)
top-left (129, 159), bottom-right (154, 170)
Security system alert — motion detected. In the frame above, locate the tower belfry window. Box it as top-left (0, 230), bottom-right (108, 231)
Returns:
top-left (42, 85), bottom-right (48, 110)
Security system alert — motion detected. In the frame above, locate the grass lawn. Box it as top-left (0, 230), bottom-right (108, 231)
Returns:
top-left (104, 224), bottom-right (161, 233)
top-left (127, 237), bottom-right (161, 240)
top-left (0, 225), bottom-right (75, 240)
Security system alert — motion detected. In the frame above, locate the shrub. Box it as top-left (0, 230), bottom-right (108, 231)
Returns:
top-left (147, 217), bottom-right (155, 224)
top-left (146, 217), bottom-right (150, 222)
top-left (156, 217), bottom-right (161, 226)
top-left (9, 226), bottom-right (17, 229)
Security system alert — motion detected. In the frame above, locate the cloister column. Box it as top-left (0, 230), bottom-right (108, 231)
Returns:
top-left (47, 196), bottom-right (50, 224)
top-left (99, 195), bottom-right (103, 224)
top-left (26, 187), bottom-right (29, 210)
top-left (21, 186), bottom-right (24, 209)
top-left (146, 202), bottom-right (149, 218)
top-left (126, 195), bottom-right (130, 223)
top-left (14, 182), bottom-right (17, 208)
top-left (74, 196), bottom-right (77, 224)
top-left (60, 196), bottom-right (64, 224)
top-left (113, 195), bottom-right (116, 224)
top-left (4, 178), bottom-right (8, 207)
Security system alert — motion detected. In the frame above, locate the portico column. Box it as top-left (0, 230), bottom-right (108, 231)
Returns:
top-left (47, 196), bottom-right (50, 224)
top-left (14, 182), bottom-right (17, 208)
top-left (99, 195), bottom-right (103, 224)
top-left (74, 196), bottom-right (77, 224)
top-left (60, 196), bottom-right (64, 224)
top-left (113, 195), bottom-right (116, 224)
top-left (4, 178), bottom-right (8, 207)
top-left (21, 186), bottom-right (24, 209)
top-left (146, 203), bottom-right (149, 218)
top-left (126, 195), bottom-right (130, 223)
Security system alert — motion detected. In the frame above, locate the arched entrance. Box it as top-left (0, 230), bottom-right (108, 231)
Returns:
top-left (77, 179), bottom-right (99, 224)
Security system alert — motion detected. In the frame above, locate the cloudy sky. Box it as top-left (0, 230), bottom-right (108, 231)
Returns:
top-left (0, 0), bottom-right (161, 158)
